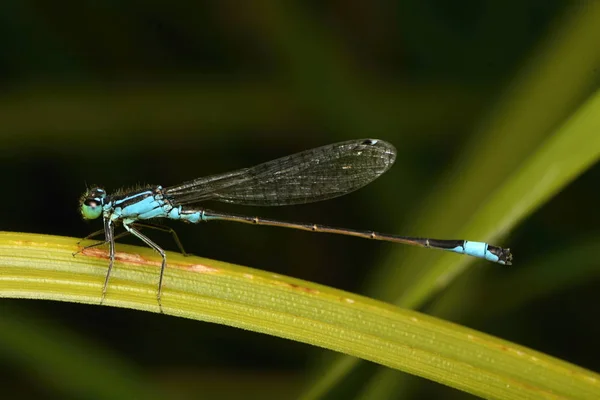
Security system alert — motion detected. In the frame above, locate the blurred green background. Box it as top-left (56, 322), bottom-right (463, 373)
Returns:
top-left (0, 1), bottom-right (598, 399)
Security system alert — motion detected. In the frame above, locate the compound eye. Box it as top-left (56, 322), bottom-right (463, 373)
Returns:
top-left (81, 198), bottom-right (102, 220)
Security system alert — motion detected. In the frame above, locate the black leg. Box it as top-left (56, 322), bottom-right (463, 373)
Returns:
top-left (101, 218), bottom-right (115, 305)
top-left (130, 222), bottom-right (189, 256)
top-left (124, 222), bottom-right (167, 313)
top-left (73, 230), bottom-right (131, 256)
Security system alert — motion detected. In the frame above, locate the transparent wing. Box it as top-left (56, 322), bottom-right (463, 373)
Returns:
top-left (165, 139), bottom-right (396, 206)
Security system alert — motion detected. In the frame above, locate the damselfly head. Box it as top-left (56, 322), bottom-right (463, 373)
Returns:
top-left (80, 187), bottom-right (106, 220)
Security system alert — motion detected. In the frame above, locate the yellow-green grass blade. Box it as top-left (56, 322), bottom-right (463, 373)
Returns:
top-left (0, 232), bottom-right (599, 399)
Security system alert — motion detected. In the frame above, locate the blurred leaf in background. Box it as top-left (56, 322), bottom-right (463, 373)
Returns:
top-left (0, 1), bottom-right (598, 399)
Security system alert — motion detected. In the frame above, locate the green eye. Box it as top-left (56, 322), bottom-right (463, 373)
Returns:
top-left (81, 199), bottom-right (102, 220)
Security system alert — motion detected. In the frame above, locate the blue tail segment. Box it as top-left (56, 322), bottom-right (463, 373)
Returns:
top-left (436, 240), bottom-right (512, 265)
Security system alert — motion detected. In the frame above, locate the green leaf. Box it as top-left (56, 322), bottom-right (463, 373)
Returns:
top-left (1, 232), bottom-right (599, 399)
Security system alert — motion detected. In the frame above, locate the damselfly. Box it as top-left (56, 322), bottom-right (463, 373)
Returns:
top-left (78, 139), bottom-right (512, 308)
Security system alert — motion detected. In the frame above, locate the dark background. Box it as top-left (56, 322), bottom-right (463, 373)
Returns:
top-left (0, 2), bottom-right (598, 399)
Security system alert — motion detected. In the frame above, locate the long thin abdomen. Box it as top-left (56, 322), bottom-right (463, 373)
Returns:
top-left (183, 208), bottom-right (512, 265)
